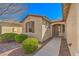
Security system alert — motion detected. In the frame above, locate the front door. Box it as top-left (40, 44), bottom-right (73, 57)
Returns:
top-left (53, 24), bottom-right (65, 37)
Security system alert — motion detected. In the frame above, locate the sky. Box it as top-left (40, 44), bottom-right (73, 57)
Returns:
top-left (18, 3), bottom-right (63, 21)
top-left (0, 3), bottom-right (63, 21)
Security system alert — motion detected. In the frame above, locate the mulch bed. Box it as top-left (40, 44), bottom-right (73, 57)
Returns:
top-left (59, 37), bottom-right (71, 56)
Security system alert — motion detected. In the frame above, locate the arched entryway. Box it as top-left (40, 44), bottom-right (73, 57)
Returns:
top-left (52, 24), bottom-right (65, 37)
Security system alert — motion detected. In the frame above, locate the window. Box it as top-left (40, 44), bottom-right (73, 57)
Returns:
top-left (26, 21), bottom-right (34, 33)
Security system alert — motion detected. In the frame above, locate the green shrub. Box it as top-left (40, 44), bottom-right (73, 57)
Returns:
top-left (0, 33), bottom-right (17, 42)
top-left (15, 34), bottom-right (28, 43)
top-left (22, 38), bottom-right (38, 53)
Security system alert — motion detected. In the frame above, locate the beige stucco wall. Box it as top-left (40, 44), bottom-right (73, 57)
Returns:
top-left (75, 4), bottom-right (79, 55)
top-left (42, 20), bottom-right (52, 42)
top-left (65, 4), bottom-right (77, 55)
top-left (22, 16), bottom-right (42, 42)
top-left (1, 26), bottom-right (22, 34)
top-left (22, 16), bottom-right (53, 42)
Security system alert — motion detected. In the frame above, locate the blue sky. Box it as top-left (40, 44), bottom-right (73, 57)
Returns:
top-left (18, 3), bottom-right (63, 21)
top-left (0, 3), bottom-right (62, 21)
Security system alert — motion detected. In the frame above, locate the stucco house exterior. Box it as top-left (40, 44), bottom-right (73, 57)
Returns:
top-left (0, 14), bottom-right (64, 42)
top-left (0, 20), bottom-right (22, 34)
top-left (1, 3), bottom-right (79, 56)
top-left (21, 14), bottom-right (53, 42)
top-left (0, 15), bottom-right (53, 42)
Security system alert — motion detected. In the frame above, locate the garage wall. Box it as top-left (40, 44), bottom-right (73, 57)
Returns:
top-left (1, 26), bottom-right (22, 34)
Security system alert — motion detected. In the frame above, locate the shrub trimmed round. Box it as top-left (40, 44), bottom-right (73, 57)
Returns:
top-left (22, 38), bottom-right (38, 53)
top-left (15, 34), bottom-right (28, 43)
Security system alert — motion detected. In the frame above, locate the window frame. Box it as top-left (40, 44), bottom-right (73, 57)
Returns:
top-left (26, 21), bottom-right (35, 33)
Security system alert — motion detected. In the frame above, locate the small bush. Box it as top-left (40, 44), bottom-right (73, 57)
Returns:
top-left (0, 33), bottom-right (17, 42)
top-left (22, 38), bottom-right (38, 53)
top-left (15, 34), bottom-right (28, 43)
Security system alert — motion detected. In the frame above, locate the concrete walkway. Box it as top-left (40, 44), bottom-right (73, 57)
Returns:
top-left (34, 37), bottom-right (61, 56)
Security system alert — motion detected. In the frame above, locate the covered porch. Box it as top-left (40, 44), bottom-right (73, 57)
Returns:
top-left (51, 22), bottom-right (65, 37)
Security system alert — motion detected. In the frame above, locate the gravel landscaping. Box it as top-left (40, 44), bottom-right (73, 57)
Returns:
top-left (0, 42), bottom-right (42, 56)
top-left (0, 36), bottom-right (70, 56)
top-left (59, 37), bottom-right (71, 56)
top-left (0, 42), bottom-right (21, 54)
top-left (8, 47), bottom-right (29, 56)
top-left (8, 43), bottom-right (42, 56)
